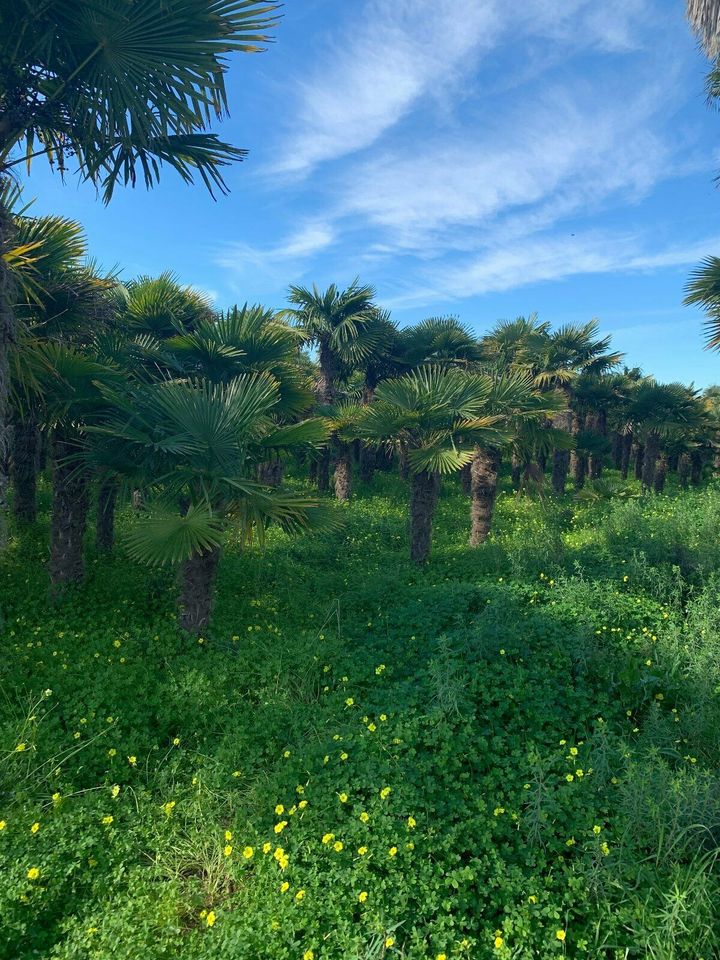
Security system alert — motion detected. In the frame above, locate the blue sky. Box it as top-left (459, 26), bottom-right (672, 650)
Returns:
top-left (18, 0), bottom-right (720, 386)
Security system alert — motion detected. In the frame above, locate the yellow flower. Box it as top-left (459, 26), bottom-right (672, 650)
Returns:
top-left (303, 951), bottom-right (314, 960)
top-left (52, 793), bottom-right (61, 804)
top-left (225, 830), bottom-right (233, 841)
top-left (388, 846), bottom-right (398, 857)
top-left (128, 756), bottom-right (137, 766)
top-left (242, 846), bottom-right (253, 859)
top-left (358, 891), bottom-right (368, 903)
top-left (569, 747), bottom-right (578, 757)
top-left (333, 840), bottom-right (343, 852)
top-left (298, 800), bottom-right (308, 810)
top-left (30, 822), bottom-right (40, 834)
top-left (173, 737), bottom-right (181, 745)
top-left (494, 936), bottom-right (503, 949)
top-left (15, 743), bottom-right (26, 752)
top-left (437, 955), bottom-right (447, 960)
top-left (359, 812), bottom-right (369, 823)
top-left (322, 833), bottom-right (334, 844)
top-left (111, 785), bottom-right (120, 798)
top-left (368, 723), bottom-right (376, 732)
top-left (600, 841), bottom-right (610, 856)
top-left (295, 889), bottom-right (305, 901)
top-left (385, 937), bottom-right (395, 948)
top-left (556, 930), bottom-right (566, 941)
top-left (0, 821), bottom-right (6, 831)
top-left (274, 804), bottom-right (284, 815)
top-left (593, 825), bottom-right (602, 835)
top-left (358, 845), bottom-right (368, 855)
top-left (280, 881), bottom-right (289, 893)
top-left (274, 820), bottom-right (288, 834)
top-left (27, 867), bottom-right (40, 880)
top-left (279, 856), bottom-right (289, 870)
top-left (528, 895), bottom-right (537, 904)
top-left (224, 845), bottom-right (233, 857)
top-left (345, 698), bottom-right (354, 706)
top-left (206, 911), bottom-right (216, 927)
top-left (565, 774), bottom-right (574, 782)
top-left (380, 787), bottom-right (391, 799)
top-left (283, 750), bottom-right (290, 758)
top-left (339, 793), bottom-right (348, 803)
top-left (263, 842), bottom-right (271, 854)
top-left (493, 807), bottom-right (504, 816)
top-left (407, 816), bottom-right (416, 829)
top-left (163, 801), bottom-right (176, 816)
top-left (340, 752), bottom-right (348, 761)
top-left (108, 748), bottom-right (117, 757)
top-left (102, 815), bottom-right (114, 825)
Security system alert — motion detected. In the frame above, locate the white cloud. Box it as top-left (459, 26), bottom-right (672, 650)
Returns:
top-left (216, 222), bottom-right (335, 272)
top-left (273, 0), bottom-right (503, 176)
top-left (385, 232), bottom-right (720, 306)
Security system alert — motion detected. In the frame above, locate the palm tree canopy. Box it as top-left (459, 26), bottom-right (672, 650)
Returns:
top-left (0, 0), bottom-right (280, 198)
top-left (284, 280), bottom-right (380, 364)
top-left (684, 256), bottom-right (720, 350)
top-left (398, 316), bottom-right (483, 369)
top-left (358, 367), bottom-right (510, 475)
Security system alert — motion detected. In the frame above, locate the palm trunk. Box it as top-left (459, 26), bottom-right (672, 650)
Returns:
top-left (678, 452), bottom-right (691, 488)
top-left (573, 451), bottom-right (587, 489)
top-left (620, 432), bottom-right (633, 480)
top-left (178, 546), bottom-right (221, 634)
top-left (11, 413), bottom-right (38, 523)
top-left (641, 433), bottom-right (659, 491)
top-left (690, 450), bottom-right (703, 486)
top-left (634, 443), bottom-right (645, 481)
top-left (460, 462), bottom-right (472, 495)
top-left (410, 469), bottom-right (439, 563)
top-left (398, 443), bottom-right (409, 481)
top-left (551, 396), bottom-right (573, 495)
top-left (96, 478), bottom-right (118, 552)
top-left (258, 459), bottom-right (284, 487)
top-left (317, 340), bottom-right (339, 405)
top-left (612, 431), bottom-right (623, 469)
top-left (0, 196), bottom-right (16, 548)
top-left (49, 429), bottom-right (90, 588)
top-left (308, 459), bottom-right (318, 483)
top-left (334, 443), bottom-right (352, 501)
top-left (653, 454), bottom-right (668, 494)
top-left (469, 447), bottom-right (500, 546)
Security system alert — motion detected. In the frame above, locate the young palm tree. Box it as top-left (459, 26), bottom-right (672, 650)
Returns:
top-left (87, 373), bottom-right (331, 632)
top-left (359, 367), bottom-right (506, 563)
top-left (284, 281), bottom-right (378, 493)
top-left (0, 0), bottom-right (280, 544)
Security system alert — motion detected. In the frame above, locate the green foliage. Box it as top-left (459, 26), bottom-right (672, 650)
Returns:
top-left (2, 471), bottom-right (720, 958)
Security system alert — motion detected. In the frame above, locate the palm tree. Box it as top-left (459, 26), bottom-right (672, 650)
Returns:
top-left (284, 281), bottom-right (378, 492)
top-left (399, 316), bottom-right (483, 369)
top-left (0, 0), bottom-right (280, 543)
top-left (87, 374), bottom-right (331, 632)
top-left (687, 0), bottom-right (720, 57)
top-left (359, 367), bottom-right (506, 562)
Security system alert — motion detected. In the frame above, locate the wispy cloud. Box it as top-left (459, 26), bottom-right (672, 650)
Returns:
top-left (272, 0), bottom-right (503, 176)
top-left (216, 222), bottom-right (335, 272)
top-left (385, 232), bottom-right (720, 307)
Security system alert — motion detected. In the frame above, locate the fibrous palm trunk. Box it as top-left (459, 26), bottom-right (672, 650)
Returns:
top-left (258, 459), bottom-right (284, 487)
top-left (678, 452), bottom-right (691, 488)
top-left (334, 443), bottom-right (352, 501)
top-left (653, 454), bottom-right (668, 494)
top-left (398, 443), bottom-right (409, 481)
top-left (11, 414), bottom-right (39, 523)
top-left (96, 477), bottom-right (118, 552)
top-left (460, 462), bottom-right (472, 495)
top-left (50, 429), bottom-right (90, 588)
top-left (469, 447), bottom-right (500, 546)
top-left (178, 546), bottom-right (220, 634)
top-left (551, 398), bottom-right (573, 495)
top-left (0, 197), bottom-right (16, 548)
top-left (641, 433), bottom-right (659, 491)
top-left (409, 469), bottom-right (439, 563)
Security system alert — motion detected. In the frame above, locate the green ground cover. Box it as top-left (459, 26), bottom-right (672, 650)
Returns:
top-left (2, 473), bottom-right (720, 959)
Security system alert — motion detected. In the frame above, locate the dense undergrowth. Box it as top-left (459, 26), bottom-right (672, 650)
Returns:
top-left (2, 471), bottom-right (720, 959)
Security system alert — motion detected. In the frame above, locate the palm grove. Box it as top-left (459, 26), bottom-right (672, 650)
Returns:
top-left (2, 1), bottom-right (720, 636)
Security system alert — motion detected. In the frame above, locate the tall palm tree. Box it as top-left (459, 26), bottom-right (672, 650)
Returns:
top-left (359, 367), bottom-right (506, 563)
top-left (399, 316), bottom-right (483, 369)
top-left (0, 0), bottom-right (280, 544)
top-left (284, 280), bottom-right (378, 492)
top-left (87, 373), bottom-right (331, 632)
